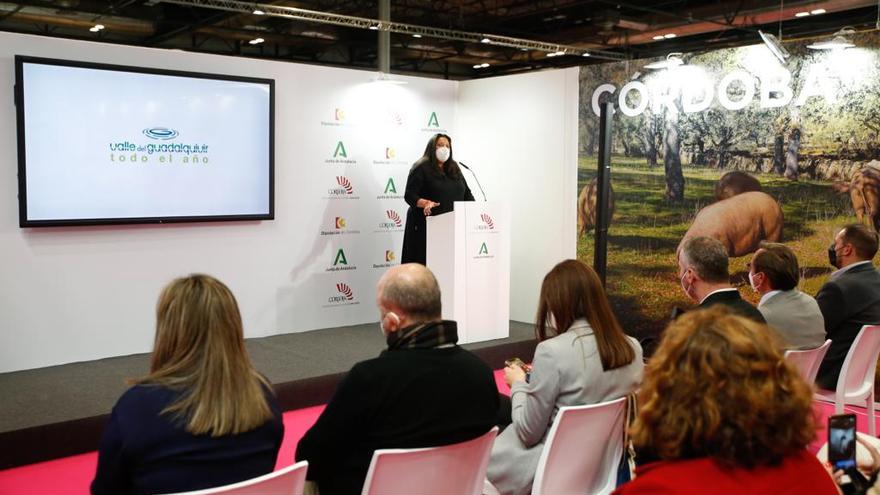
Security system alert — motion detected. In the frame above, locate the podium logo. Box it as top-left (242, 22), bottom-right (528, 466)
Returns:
top-left (479, 242), bottom-right (489, 255)
top-left (335, 108), bottom-right (346, 121)
top-left (335, 217), bottom-right (346, 229)
top-left (385, 147), bottom-right (396, 159)
top-left (142, 127), bottom-right (179, 140)
top-left (475, 213), bottom-right (495, 231)
top-left (475, 241), bottom-right (494, 259)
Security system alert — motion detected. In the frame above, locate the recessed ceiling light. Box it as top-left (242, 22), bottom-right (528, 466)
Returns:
top-left (810, 9), bottom-right (826, 15)
top-left (652, 35), bottom-right (665, 40)
top-left (664, 33), bottom-right (676, 39)
top-left (252, 9), bottom-right (264, 15)
top-left (582, 52), bottom-right (591, 57)
top-left (369, 25), bottom-right (379, 30)
top-left (795, 11), bottom-right (810, 17)
top-left (481, 37), bottom-right (491, 43)
top-left (473, 64), bottom-right (482, 69)
top-left (89, 26), bottom-right (101, 32)
top-left (249, 37), bottom-right (264, 45)
top-left (412, 34), bottom-right (422, 38)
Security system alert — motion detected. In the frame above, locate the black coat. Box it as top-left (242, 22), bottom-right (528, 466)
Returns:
top-left (401, 158), bottom-right (474, 265)
top-left (699, 289), bottom-right (767, 324)
top-left (815, 262), bottom-right (880, 389)
top-left (91, 385), bottom-right (283, 495)
top-left (295, 344), bottom-right (499, 495)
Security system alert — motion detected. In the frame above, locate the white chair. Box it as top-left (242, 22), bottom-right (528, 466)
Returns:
top-left (815, 325), bottom-right (880, 436)
top-left (785, 339), bottom-right (832, 384)
top-left (531, 397), bottom-right (628, 495)
top-left (163, 461), bottom-right (309, 495)
top-left (360, 427), bottom-right (498, 495)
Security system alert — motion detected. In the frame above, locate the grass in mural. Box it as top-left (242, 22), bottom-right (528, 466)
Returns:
top-left (578, 156), bottom-right (853, 345)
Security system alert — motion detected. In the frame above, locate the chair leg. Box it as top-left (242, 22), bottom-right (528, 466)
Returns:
top-left (869, 391), bottom-right (876, 437)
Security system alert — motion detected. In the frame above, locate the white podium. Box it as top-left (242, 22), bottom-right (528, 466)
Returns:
top-left (426, 201), bottom-right (510, 344)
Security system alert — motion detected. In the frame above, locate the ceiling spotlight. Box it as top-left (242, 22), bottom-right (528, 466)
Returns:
top-left (664, 33), bottom-right (676, 39)
top-left (89, 26), bottom-right (101, 32)
top-left (795, 11), bottom-right (810, 17)
top-left (473, 64), bottom-right (481, 69)
top-left (811, 9), bottom-right (827, 15)
top-left (412, 34), bottom-right (422, 38)
top-left (652, 35), bottom-right (665, 40)
top-left (808, 27), bottom-right (856, 50)
top-left (644, 52), bottom-right (684, 70)
top-left (252, 9), bottom-right (264, 15)
top-left (249, 37), bottom-right (264, 45)
top-left (582, 52), bottom-right (591, 57)
top-left (546, 50), bottom-right (565, 57)
top-left (759, 30), bottom-right (790, 64)
top-left (481, 63), bottom-right (490, 68)
top-left (369, 25), bottom-right (379, 30)
top-left (481, 37), bottom-right (491, 43)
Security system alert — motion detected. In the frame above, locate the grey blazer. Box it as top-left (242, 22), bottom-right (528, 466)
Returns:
top-left (758, 289), bottom-right (826, 350)
top-left (486, 320), bottom-right (643, 495)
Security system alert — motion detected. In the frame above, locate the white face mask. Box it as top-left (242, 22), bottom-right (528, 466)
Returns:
top-left (435, 146), bottom-right (450, 163)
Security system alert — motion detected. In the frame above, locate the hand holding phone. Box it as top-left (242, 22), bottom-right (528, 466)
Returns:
top-left (829, 414), bottom-right (857, 471)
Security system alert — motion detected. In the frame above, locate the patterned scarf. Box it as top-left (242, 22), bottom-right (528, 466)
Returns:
top-left (386, 320), bottom-right (459, 351)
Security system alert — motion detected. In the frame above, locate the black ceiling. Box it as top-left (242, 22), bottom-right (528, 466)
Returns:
top-left (1, 0), bottom-right (878, 78)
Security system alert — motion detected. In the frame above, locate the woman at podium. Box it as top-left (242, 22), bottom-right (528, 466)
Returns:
top-left (401, 133), bottom-right (474, 265)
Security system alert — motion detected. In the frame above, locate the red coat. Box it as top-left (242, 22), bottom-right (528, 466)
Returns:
top-left (613, 450), bottom-right (839, 495)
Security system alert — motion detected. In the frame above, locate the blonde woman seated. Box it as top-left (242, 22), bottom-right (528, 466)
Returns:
top-left (487, 260), bottom-right (643, 495)
top-left (91, 275), bottom-right (284, 495)
top-left (613, 307), bottom-right (839, 495)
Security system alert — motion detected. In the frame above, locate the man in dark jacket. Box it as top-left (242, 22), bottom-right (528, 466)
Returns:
top-left (677, 236), bottom-right (766, 323)
top-left (815, 224), bottom-right (880, 389)
top-left (295, 263), bottom-right (500, 495)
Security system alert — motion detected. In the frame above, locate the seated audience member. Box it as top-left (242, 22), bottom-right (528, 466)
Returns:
top-left (295, 263), bottom-right (499, 495)
top-left (487, 259), bottom-right (643, 495)
top-left (748, 242), bottom-right (826, 349)
top-left (816, 223), bottom-right (880, 389)
top-left (91, 275), bottom-right (283, 495)
top-left (677, 236), bottom-right (766, 323)
top-left (613, 307), bottom-right (838, 495)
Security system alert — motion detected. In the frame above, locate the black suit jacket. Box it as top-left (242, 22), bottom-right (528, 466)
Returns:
top-left (699, 289), bottom-right (767, 324)
top-left (295, 344), bottom-right (500, 495)
top-left (815, 262), bottom-right (880, 389)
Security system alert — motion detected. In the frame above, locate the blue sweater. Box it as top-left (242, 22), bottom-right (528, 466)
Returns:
top-left (91, 384), bottom-right (283, 495)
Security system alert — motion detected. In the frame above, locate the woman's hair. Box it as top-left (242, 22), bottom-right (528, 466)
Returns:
top-left (535, 259), bottom-right (635, 370)
top-left (416, 133), bottom-right (463, 179)
top-left (135, 274), bottom-right (273, 437)
top-left (631, 306), bottom-right (817, 467)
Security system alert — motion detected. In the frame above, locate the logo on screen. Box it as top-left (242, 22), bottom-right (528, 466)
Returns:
top-left (142, 127), bottom-right (179, 140)
top-left (385, 147), bottom-right (396, 159)
top-left (335, 217), bottom-right (346, 229)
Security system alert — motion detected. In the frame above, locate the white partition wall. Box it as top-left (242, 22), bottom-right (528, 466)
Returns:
top-left (0, 31), bottom-right (577, 372)
top-left (456, 68), bottom-right (579, 324)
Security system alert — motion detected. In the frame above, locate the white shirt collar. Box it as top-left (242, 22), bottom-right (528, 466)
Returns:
top-left (699, 287), bottom-right (738, 305)
top-left (830, 260), bottom-right (873, 280)
top-left (758, 290), bottom-right (783, 307)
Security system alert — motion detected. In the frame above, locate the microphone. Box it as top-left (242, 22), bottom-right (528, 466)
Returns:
top-left (458, 162), bottom-right (487, 201)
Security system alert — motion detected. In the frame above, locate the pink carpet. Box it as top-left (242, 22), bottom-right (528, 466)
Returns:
top-left (0, 370), bottom-right (854, 495)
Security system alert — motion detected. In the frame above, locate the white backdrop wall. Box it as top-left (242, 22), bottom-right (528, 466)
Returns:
top-left (456, 69), bottom-right (579, 324)
top-left (0, 32), bottom-right (576, 373)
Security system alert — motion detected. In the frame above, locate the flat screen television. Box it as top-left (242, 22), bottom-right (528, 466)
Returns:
top-left (14, 56), bottom-right (274, 227)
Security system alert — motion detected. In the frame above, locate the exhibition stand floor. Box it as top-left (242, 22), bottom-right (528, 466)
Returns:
top-left (0, 321), bottom-right (536, 469)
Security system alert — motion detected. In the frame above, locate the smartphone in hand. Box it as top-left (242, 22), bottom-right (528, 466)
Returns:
top-left (828, 414), bottom-right (857, 471)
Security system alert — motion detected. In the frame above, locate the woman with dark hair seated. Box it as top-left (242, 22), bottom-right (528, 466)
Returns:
top-left (614, 306), bottom-right (838, 494)
top-left (91, 274), bottom-right (284, 495)
top-left (488, 259), bottom-right (643, 495)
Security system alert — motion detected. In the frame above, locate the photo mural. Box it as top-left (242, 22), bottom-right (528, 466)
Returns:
top-left (577, 33), bottom-right (880, 350)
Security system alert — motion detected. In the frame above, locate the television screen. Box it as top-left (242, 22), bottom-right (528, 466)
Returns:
top-left (14, 56), bottom-right (274, 227)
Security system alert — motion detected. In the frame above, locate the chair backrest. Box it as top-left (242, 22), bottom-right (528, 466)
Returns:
top-left (360, 427), bottom-right (498, 495)
top-left (784, 339), bottom-right (832, 384)
top-left (532, 396), bottom-right (627, 495)
top-left (162, 461), bottom-right (309, 495)
top-left (838, 325), bottom-right (880, 399)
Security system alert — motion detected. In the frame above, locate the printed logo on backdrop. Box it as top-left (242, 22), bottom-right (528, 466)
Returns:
top-left (325, 141), bottom-right (356, 165)
top-left (320, 108), bottom-right (350, 127)
top-left (327, 248), bottom-right (357, 272)
top-left (474, 242), bottom-right (494, 260)
top-left (421, 111), bottom-right (447, 132)
top-left (388, 111), bottom-right (404, 127)
top-left (375, 210), bottom-right (404, 232)
top-left (372, 147), bottom-right (407, 166)
top-left (373, 249), bottom-right (399, 269)
top-left (324, 282), bottom-right (359, 307)
top-left (320, 216), bottom-right (361, 236)
top-left (324, 176), bottom-right (360, 199)
top-left (109, 127), bottom-right (210, 165)
top-left (377, 178), bottom-right (404, 200)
